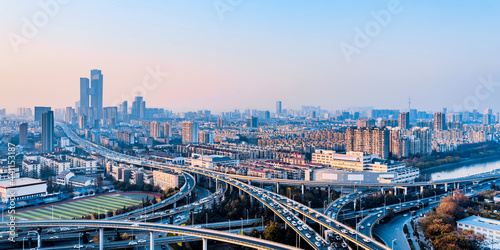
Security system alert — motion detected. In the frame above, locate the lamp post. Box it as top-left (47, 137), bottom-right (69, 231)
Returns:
top-left (392, 239), bottom-right (397, 249)
top-left (433, 191), bottom-right (437, 202)
top-left (398, 198), bottom-right (402, 211)
top-left (206, 213), bottom-right (208, 228)
top-left (52, 205), bottom-right (54, 220)
top-left (240, 218), bottom-right (243, 233)
top-left (22, 237), bottom-right (26, 250)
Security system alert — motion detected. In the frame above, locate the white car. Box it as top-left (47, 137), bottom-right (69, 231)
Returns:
top-left (363, 238), bottom-right (371, 243)
top-left (138, 239), bottom-right (147, 243)
top-left (74, 245), bottom-right (83, 249)
top-left (129, 241), bottom-right (138, 245)
top-left (305, 233), bottom-right (311, 238)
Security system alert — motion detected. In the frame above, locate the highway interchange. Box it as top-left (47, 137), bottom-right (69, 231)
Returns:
top-left (3, 122), bottom-right (496, 250)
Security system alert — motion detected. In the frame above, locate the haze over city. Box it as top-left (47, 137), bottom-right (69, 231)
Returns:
top-left (2, 0), bottom-right (500, 113)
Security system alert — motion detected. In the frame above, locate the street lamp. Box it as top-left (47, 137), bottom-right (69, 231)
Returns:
top-left (22, 237), bottom-right (26, 250)
top-left (392, 239), bottom-right (397, 249)
top-left (206, 213), bottom-right (208, 228)
top-left (51, 205), bottom-right (54, 220)
top-left (433, 191), bottom-right (437, 202)
top-left (240, 218), bottom-right (243, 233)
top-left (398, 198), bottom-right (402, 210)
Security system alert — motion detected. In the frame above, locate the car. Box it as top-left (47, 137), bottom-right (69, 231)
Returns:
top-left (363, 238), bottom-right (371, 243)
top-left (47, 229), bottom-right (56, 233)
top-left (403, 213), bottom-right (408, 217)
top-left (349, 230), bottom-right (356, 235)
top-left (367, 223), bottom-right (371, 227)
top-left (138, 239), bottom-right (147, 243)
top-left (342, 243), bottom-right (348, 248)
top-left (360, 226), bottom-right (364, 229)
top-left (341, 229), bottom-right (348, 234)
top-left (292, 221), bottom-right (297, 226)
top-left (377, 214), bottom-right (381, 217)
top-left (402, 204), bottom-right (407, 207)
top-left (305, 233), bottom-right (311, 238)
top-left (132, 223), bottom-right (139, 227)
top-left (50, 236), bottom-right (59, 239)
top-left (74, 245), bottom-right (83, 249)
top-left (336, 224), bottom-right (341, 228)
top-left (85, 246), bottom-right (94, 249)
top-left (129, 241), bottom-right (138, 245)
top-left (315, 242), bottom-right (321, 247)
top-left (315, 236), bottom-right (322, 241)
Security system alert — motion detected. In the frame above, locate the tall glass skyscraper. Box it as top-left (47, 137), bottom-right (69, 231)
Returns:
top-left (80, 77), bottom-right (90, 109)
top-left (42, 111), bottom-right (54, 153)
top-left (90, 69), bottom-right (103, 120)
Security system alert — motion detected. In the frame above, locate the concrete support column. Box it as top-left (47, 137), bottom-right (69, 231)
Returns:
top-left (99, 228), bottom-right (104, 250)
top-left (433, 184), bottom-right (436, 189)
top-left (444, 183), bottom-right (448, 192)
top-left (404, 187), bottom-right (407, 195)
top-left (150, 231), bottom-right (154, 250)
top-left (37, 233), bottom-right (41, 249)
top-left (209, 178), bottom-right (212, 188)
top-left (454, 183), bottom-right (456, 189)
top-left (393, 187), bottom-right (397, 195)
top-left (276, 182), bottom-right (279, 194)
top-left (202, 238), bottom-right (207, 250)
top-left (239, 188), bottom-right (242, 196)
top-left (457, 183), bottom-right (460, 189)
top-left (381, 187), bottom-right (384, 194)
top-left (420, 186), bottom-right (424, 194)
top-left (230, 185), bottom-right (233, 192)
top-left (301, 184), bottom-right (305, 195)
top-left (328, 185), bottom-right (331, 203)
top-left (174, 202), bottom-right (177, 208)
top-left (216, 179), bottom-right (218, 189)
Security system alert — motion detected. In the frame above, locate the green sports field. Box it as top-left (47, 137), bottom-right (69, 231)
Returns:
top-left (12, 193), bottom-right (154, 221)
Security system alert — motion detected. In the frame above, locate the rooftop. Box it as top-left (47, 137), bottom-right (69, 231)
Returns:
top-left (457, 216), bottom-right (500, 232)
top-left (0, 177), bottom-right (46, 188)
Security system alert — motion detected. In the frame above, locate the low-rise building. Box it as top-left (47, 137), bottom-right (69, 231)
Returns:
top-left (0, 178), bottom-right (47, 203)
top-left (457, 216), bottom-right (500, 244)
top-left (153, 170), bottom-right (185, 190)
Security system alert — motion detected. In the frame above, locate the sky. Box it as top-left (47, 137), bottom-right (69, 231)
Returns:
top-left (1, 0), bottom-right (500, 114)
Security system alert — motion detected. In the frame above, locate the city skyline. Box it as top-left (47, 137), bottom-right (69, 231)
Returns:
top-left (2, 1), bottom-right (500, 113)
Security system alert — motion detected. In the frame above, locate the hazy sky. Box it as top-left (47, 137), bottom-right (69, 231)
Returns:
top-left (1, 0), bottom-right (500, 114)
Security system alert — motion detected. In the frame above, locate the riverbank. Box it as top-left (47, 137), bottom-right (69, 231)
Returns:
top-left (420, 154), bottom-right (500, 174)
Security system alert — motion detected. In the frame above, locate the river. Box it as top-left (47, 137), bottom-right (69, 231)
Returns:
top-left (421, 157), bottom-right (500, 181)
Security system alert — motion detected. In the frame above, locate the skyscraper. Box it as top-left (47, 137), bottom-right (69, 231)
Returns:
top-left (90, 69), bottom-right (103, 120)
top-left (484, 108), bottom-right (493, 125)
top-left (398, 112), bottom-right (410, 130)
top-left (217, 118), bottom-right (225, 128)
top-left (19, 123), bottom-right (28, 146)
top-left (150, 121), bottom-right (161, 139)
top-left (182, 121), bottom-right (199, 144)
top-left (42, 111), bottom-right (54, 153)
top-left (246, 116), bottom-right (258, 128)
top-left (276, 101), bottom-right (282, 114)
top-left (131, 96), bottom-right (143, 119)
top-left (34, 106), bottom-right (51, 123)
top-left (434, 112), bottom-right (446, 131)
top-left (164, 122), bottom-right (171, 138)
top-left (80, 77), bottom-right (90, 109)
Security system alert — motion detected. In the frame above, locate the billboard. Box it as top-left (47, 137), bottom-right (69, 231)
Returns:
top-left (322, 173), bottom-right (338, 180)
top-left (347, 174), bottom-right (364, 181)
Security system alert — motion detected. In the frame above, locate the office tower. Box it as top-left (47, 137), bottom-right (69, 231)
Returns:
top-left (164, 122), bottom-right (171, 138)
top-left (217, 118), bottom-right (225, 128)
top-left (276, 101), bottom-right (282, 114)
top-left (131, 96), bottom-right (143, 119)
top-left (182, 121), bottom-right (199, 144)
top-left (484, 108), bottom-right (493, 125)
top-left (246, 116), bottom-right (258, 128)
top-left (150, 121), bottom-right (161, 139)
top-left (90, 69), bottom-right (103, 120)
top-left (398, 112), bottom-right (410, 130)
top-left (409, 109), bottom-right (417, 122)
top-left (345, 127), bottom-right (390, 158)
top-left (65, 107), bottom-right (75, 124)
top-left (19, 123), bottom-right (28, 146)
top-left (356, 118), bottom-right (375, 128)
top-left (80, 77), bottom-right (90, 109)
top-left (140, 100), bottom-right (146, 119)
top-left (103, 107), bottom-right (117, 128)
top-left (41, 111), bottom-right (54, 153)
top-left (79, 115), bottom-right (86, 129)
top-left (454, 113), bottom-right (462, 123)
top-left (34, 106), bottom-right (51, 123)
top-left (434, 112), bottom-right (446, 131)
top-left (264, 110), bottom-right (271, 119)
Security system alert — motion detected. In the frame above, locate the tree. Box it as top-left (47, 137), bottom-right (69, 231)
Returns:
top-left (92, 234), bottom-right (99, 244)
top-left (96, 175), bottom-right (103, 189)
top-left (40, 166), bottom-right (53, 180)
top-left (250, 228), bottom-right (260, 238)
top-left (263, 221), bottom-right (282, 242)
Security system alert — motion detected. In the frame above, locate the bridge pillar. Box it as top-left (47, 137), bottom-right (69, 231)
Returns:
top-left (230, 185), bottom-right (233, 192)
top-left (37, 232), bottom-right (41, 248)
top-left (433, 184), bottom-right (436, 189)
top-left (99, 228), bottom-right (104, 250)
top-left (174, 202), bottom-right (177, 208)
top-left (216, 179), bottom-right (218, 189)
top-left (457, 183), bottom-right (460, 189)
top-left (248, 179), bottom-right (251, 186)
top-left (328, 185), bottom-right (331, 203)
top-left (404, 187), bottom-right (407, 195)
top-left (150, 231), bottom-right (154, 249)
top-left (420, 186), bottom-right (424, 194)
top-left (202, 238), bottom-right (207, 250)
top-left (239, 188), bottom-right (242, 196)
top-left (381, 187), bottom-right (384, 194)
top-left (393, 187), bottom-right (397, 195)
top-left (276, 182), bottom-right (279, 194)
top-left (301, 184), bottom-right (305, 195)
top-left (444, 183), bottom-right (448, 192)
top-left (209, 178), bottom-right (212, 189)
top-left (454, 182), bottom-right (456, 189)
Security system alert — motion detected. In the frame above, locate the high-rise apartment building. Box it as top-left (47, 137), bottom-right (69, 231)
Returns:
top-left (150, 121), bottom-right (161, 139)
top-left (345, 127), bottom-right (390, 158)
top-left (182, 121), bottom-right (199, 144)
top-left (19, 123), bottom-right (28, 146)
top-left (164, 122), bottom-right (171, 138)
top-left (484, 108), bottom-right (493, 125)
top-left (131, 96), bottom-right (144, 119)
top-left (398, 112), bottom-right (410, 130)
top-left (42, 111), bottom-right (54, 153)
top-left (246, 116), bottom-right (258, 128)
top-left (356, 118), bottom-right (375, 128)
top-left (434, 112), bottom-right (446, 131)
top-left (217, 118), bottom-right (225, 128)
